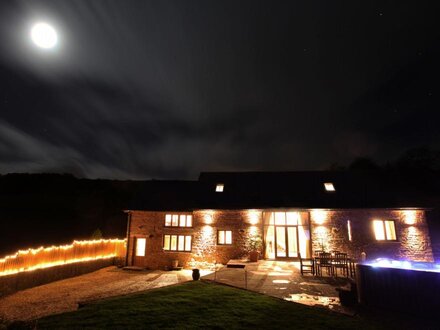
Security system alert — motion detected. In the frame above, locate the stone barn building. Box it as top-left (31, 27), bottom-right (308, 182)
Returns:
top-left (124, 171), bottom-right (435, 269)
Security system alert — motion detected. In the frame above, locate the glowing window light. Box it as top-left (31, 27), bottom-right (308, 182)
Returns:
top-left (135, 238), bottom-right (146, 257)
top-left (215, 183), bottom-right (224, 192)
top-left (373, 220), bottom-right (396, 241)
top-left (165, 214), bottom-right (192, 227)
top-left (324, 182), bottom-right (335, 192)
top-left (163, 235), bottom-right (192, 252)
top-left (218, 230), bottom-right (232, 245)
top-left (373, 220), bottom-right (385, 240)
top-left (165, 214), bottom-right (172, 226)
top-left (31, 22), bottom-right (58, 49)
top-left (347, 220), bottom-right (352, 241)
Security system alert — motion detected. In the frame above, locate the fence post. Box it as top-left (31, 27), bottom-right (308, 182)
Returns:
top-left (245, 267), bottom-right (247, 289)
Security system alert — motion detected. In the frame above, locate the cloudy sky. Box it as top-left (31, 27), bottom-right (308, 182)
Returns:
top-left (0, 1), bottom-right (439, 179)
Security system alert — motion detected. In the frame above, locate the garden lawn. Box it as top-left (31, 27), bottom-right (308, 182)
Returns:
top-left (35, 281), bottom-right (430, 329)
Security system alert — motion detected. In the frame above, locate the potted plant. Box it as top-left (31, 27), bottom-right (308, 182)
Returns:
top-left (248, 235), bottom-right (263, 262)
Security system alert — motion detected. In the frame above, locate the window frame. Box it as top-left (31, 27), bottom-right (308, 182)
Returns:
top-left (164, 214), bottom-right (193, 228)
top-left (163, 234), bottom-right (193, 252)
top-left (373, 220), bottom-right (397, 241)
top-left (217, 230), bottom-right (233, 245)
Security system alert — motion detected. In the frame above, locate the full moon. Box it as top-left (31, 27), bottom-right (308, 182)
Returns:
top-left (30, 22), bottom-right (58, 49)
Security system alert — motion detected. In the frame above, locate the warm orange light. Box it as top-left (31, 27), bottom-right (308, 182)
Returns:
top-left (247, 210), bottom-right (260, 225)
top-left (249, 225), bottom-right (259, 236)
top-left (403, 210), bottom-right (417, 225)
top-left (0, 239), bottom-right (126, 277)
top-left (311, 210), bottom-right (328, 225)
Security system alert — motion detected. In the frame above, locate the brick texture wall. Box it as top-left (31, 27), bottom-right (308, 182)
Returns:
top-left (310, 209), bottom-right (433, 262)
top-left (126, 210), bottom-right (263, 269)
top-left (127, 208), bottom-right (434, 270)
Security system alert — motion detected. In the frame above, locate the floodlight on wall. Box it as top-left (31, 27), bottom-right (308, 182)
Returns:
top-left (215, 183), bottom-right (224, 192)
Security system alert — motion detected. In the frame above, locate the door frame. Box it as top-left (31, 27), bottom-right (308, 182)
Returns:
top-left (274, 225), bottom-right (300, 260)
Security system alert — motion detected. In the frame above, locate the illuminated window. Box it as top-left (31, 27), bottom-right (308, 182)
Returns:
top-left (164, 214), bottom-right (192, 227)
top-left (324, 182), bottom-right (335, 192)
top-left (216, 183), bottom-right (224, 192)
top-left (373, 220), bottom-right (396, 241)
top-left (163, 235), bottom-right (192, 252)
top-left (135, 238), bottom-right (146, 257)
top-left (218, 230), bottom-right (232, 245)
top-left (347, 220), bottom-right (352, 241)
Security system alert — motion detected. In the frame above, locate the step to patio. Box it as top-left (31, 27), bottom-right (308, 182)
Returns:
top-left (122, 266), bottom-right (147, 271)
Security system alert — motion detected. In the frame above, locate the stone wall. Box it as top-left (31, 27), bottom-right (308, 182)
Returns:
top-left (310, 209), bottom-right (433, 262)
top-left (127, 210), bottom-right (263, 269)
top-left (127, 208), bottom-right (434, 270)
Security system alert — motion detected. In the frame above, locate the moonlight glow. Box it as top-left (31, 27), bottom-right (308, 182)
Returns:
top-left (30, 22), bottom-right (58, 49)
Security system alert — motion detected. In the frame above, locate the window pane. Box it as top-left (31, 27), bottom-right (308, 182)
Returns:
top-left (171, 235), bottom-right (177, 250)
top-left (373, 220), bottom-right (385, 240)
top-left (275, 212), bottom-right (285, 225)
top-left (186, 215), bottom-right (192, 227)
top-left (218, 231), bottom-right (225, 244)
top-left (185, 236), bottom-right (192, 251)
top-left (136, 238), bottom-right (146, 256)
top-left (276, 226), bottom-right (286, 257)
top-left (286, 212), bottom-right (298, 225)
top-left (163, 235), bottom-right (170, 250)
top-left (225, 231), bottom-right (232, 244)
top-left (178, 235), bottom-right (185, 251)
top-left (288, 226), bottom-right (298, 257)
top-left (179, 215), bottom-right (186, 227)
top-left (347, 220), bottom-right (352, 241)
top-left (172, 215), bottom-right (179, 227)
top-left (385, 221), bottom-right (396, 240)
top-left (165, 214), bottom-right (172, 227)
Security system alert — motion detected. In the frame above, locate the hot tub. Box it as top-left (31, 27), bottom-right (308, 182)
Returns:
top-left (356, 259), bottom-right (440, 315)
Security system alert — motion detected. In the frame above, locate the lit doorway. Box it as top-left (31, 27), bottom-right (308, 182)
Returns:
top-left (264, 211), bottom-right (310, 259)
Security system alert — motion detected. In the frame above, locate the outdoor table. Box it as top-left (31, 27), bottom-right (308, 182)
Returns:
top-left (313, 256), bottom-right (356, 278)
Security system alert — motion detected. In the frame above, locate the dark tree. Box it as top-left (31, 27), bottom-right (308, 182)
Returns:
top-left (348, 157), bottom-right (380, 171)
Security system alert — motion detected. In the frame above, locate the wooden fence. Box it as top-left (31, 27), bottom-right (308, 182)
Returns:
top-left (0, 239), bottom-right (126, 277)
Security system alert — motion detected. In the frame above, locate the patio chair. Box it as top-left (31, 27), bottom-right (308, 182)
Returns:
top-left (332, 252), bottom-right (349, 277)
top-left (313, 250), bottom-right (323, 257)
top-left (299, 253), bottom-right (314, 276)
top-left (316, 252), bottom-right (333, 276)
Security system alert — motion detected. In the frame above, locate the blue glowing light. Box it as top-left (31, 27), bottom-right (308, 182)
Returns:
top-left (364, 258), bottom-right (440, 273)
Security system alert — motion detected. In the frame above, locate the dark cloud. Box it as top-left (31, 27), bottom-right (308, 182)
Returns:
top-left (0, 1), bottom-right (439, 179)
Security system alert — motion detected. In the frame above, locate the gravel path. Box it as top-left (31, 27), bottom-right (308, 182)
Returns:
top-left (0, 266), bottom-right (193, 322)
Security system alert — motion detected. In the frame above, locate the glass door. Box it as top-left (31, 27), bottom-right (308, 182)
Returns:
top-left (275, 226), bottom-right (287, 257)
top-left (287, 226), bottom-right (298, 257)
top-left (275, 226), bottom-right (298, 258)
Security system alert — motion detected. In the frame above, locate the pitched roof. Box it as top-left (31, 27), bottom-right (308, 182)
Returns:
top-left (127, 170), bottom-right (440, 211)
top-left (127, 180), bottom-right (199, 211)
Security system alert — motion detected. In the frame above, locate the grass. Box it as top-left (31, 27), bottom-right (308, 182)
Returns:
top-left (32, 281), bottom-right (434, 329)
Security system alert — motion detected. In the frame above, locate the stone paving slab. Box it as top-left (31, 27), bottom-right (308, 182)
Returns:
top-left (203, 260), bottom-right (353, 314)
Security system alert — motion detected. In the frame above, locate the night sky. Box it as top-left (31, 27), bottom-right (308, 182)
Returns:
top-left (0, 1), bottom-right (439, 179)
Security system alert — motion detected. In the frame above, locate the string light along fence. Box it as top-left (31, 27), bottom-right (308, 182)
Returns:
top-left (0, 239), bottom-right (126, 277)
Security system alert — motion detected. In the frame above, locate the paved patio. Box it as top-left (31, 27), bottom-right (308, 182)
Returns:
top-left (202, 260), bottom-right (353, 313)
